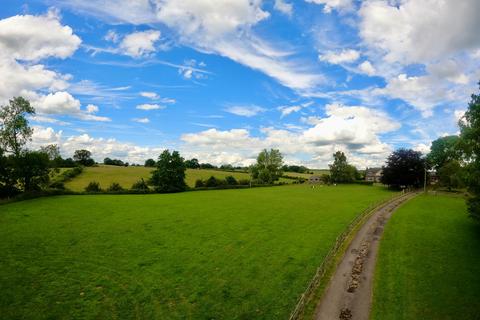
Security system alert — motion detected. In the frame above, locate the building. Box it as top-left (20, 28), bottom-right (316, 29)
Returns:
top-left (309, 175), bottom-right (322, 184)
top-left (365, 168), bottom-right (383, 183)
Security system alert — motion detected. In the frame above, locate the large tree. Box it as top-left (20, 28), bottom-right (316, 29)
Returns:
top-left (381, 149), bottom-right (426, 189)
top-left (427, 135), bottom-right (462, 169)
top-left (437, 160), bottom-right (465, 191)
top-left (250, 149), bottom-right (284, 184)
top-left (15, 151), bottom-right (51, 191)
top-left (459, 82), bottom-right (480, 219)
top-left (329, 151), bottom-right (357, 183)
top-left (0, 97), bottom-right (35, 157)
top-left (150, 150), bottom-right (187, 192)
top-left (73, 149), bottom-right (94, 166)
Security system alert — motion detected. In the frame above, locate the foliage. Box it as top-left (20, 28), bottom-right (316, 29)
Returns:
top-left (224, 175), bottom-right (238, 185)
top-left (194, 179), bottom-right (204, 188)
top-left (380, 149), bottom-right (426, 189)
top-left (437, 160), bottom-right (465, 190)
top-left (14, 151), bottom-right (51, 192)
top-left (104, 157), bottom-right (126, 166)
top-left (131, 179), bottom-right (149, 191)
top-left (73, 149), bottom-right (95, 166)
top-left (0, 149), bottom-right (19, 197)
top-left (150, 150), bottom-right (187, 193)
top-left (0, 185), bottom-right (395, 319)
top-left (321, 174), bottom-right (331, 184)
top-left (107, 182), bottom-right (124, 192)
top-left (205, 176), bottom-right (219, 187)
top-left (459, 83), bottom-right (480, 219)
top-left (199, 163), bottom-right (216, 169)
top-left (250, 149), bottom-right (284, 184)
top-left (185, 158), bottom-right (200, 169)
top-left (427, 135), bottom-right (462, 169)
top-left (372, 195), bottom-right (480, 320)
top-left (0, 97), bottom-right (35, 157)
top-left (85, 181), bottom-right (101, 192)
top-left (282, 165), bottom-right (309, 173)
top-left (144, 158), bottom-right (156, 167)
top-left (329, 151), bottom-right (357, 183)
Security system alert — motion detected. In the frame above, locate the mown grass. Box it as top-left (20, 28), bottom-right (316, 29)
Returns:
top-left (371, 194), bottom-right (480, 320)
top-left (64, 165), bottom-right (251, 191)
top-left (0, 185), bottom-right (394, 319)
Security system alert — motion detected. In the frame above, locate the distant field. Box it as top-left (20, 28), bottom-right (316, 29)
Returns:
top-left (64, 165), bottom-right (251, 191)
top-left (0, 185), bottom-right (394, 319)
top-left (371, 194), bottom-right (480, 319)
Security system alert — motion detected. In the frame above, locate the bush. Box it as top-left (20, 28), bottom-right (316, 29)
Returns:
top-left (107, 182), bottom-right (124, 192)
top-left (225, 175), bottom-right (238, 185)
top-left (195, 179), bottom-right (205, 188)
top-left (131, 179), bottom-right (149, 191)
top-left (205, 176), bottom-right (219, 187)
top-left (238, 179), bottom-right (250, 186)
top-left (49, 181), bottom-right (65, 190)
top-left (85, 181), bottom-right (101, 192)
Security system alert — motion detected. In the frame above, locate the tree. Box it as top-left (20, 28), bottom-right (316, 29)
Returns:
top-left (427, 135), bottom-right (462, 169)
top-left (144, 158), bottom-right (156, 167)
top-left (15, 151), bottom-right (51, 191)
top-left (250, 149), bottom-right (284, 184)
top-left (73, 149), bottom-right (94, 166)
top-left (150, 150), bottom-right (187, 192)
top-left (437, 160), bottom-right (464, 191)
top-left (459, 82), bottom-right (480, 219)
top-left (185, 158), bottom-right (200, 169)
top-left (0, 97), bottom-right (35, 157)
top-left (329, 151), bottom-right (357, 183)
top-left (40, 144), bottom-right (61, 161)
top-left (0, 148), bottom-right (18, 197)
top-left (381, 149), bottom-right (426, 189)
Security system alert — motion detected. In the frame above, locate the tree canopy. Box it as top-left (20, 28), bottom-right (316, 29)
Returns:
top-left (150, 150), bottom-right (187, 193)
top-left (73, 149), bottom-right (94, 166)
top-left (250, 149), bottom-right (284, 184)
top-left (329, 151), bottom-right (357, 183)
top-left (381, 149), bottom-right (426, 189)
top-left (0, 97), bottom-right (35, 157)
top-left (427, 135), bottom-right (462, 169)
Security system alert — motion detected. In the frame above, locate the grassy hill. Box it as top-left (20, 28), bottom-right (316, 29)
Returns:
top-left (0, 185), bottom-right (395, 319)
top-left (64, 165), bottom-right (251, 191)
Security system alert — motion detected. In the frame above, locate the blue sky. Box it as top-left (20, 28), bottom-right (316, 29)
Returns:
top-left (1, 0), bottom-right (479, 167)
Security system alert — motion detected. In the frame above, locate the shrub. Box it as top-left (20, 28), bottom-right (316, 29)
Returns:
top-left (195, 179), bottom-right (205, 188)
top-left (107, 182), bottom-right (124, 192)
top-left (85, 181), bottom-right (101, 192)
top-left (49, 181), bottom-right (65, 190)
top-left (238, 179), bottom-right (250, 186)
top-left (225, 175), bottom-right (238, 185)
top-left (131, 179), bottom-right (149, 191)
top-left (205, 176), bottom-right (219, 187)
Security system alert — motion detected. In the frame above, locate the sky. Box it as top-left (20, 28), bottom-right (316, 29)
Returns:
top-left (1, 0), bottom-right (479, 168)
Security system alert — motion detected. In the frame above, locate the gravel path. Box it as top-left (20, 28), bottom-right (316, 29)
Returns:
top-left (314, 192), bottom-right (418, 320)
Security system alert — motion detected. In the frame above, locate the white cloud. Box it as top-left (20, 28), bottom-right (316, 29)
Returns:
top-left (119, 30), bottom-right (161, 57)
top-left (359, 0), bottom-right (480, 64)
top-left (136, 103), bottom-right (165, 110)
top-left (33, 91), bottom-right (81, 114)
top-left (104, 29), bottom-right (119, 43)
top-left (132, 117), bottom-right (150, 123)
top-left (278, 105), bottom-right (301, 117)
top-left (274, 0), bottom-right (293, 16)
top-left (319, 49), bottom-right (360, 64)
top-left (86, 104), bottom-right (99, 113)
top-left (0, 10), bottom-right (81, 61)
top-left (140, 91), bottom-right (159, 99)
top-left (225, 105), bottom-right (266, 117)
top-left (358, 60), bottom-right (375, 76)
top-left (306, 0), bottom-right (354, 13)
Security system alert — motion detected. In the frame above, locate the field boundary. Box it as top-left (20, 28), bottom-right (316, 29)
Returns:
top-left (288, 191), bottom-right (408, 320)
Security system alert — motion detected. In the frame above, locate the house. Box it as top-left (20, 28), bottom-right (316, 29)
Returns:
top-left (365, 168), bottom-right (382, 183)
top-left (309, 175), bottom-right (322, 184)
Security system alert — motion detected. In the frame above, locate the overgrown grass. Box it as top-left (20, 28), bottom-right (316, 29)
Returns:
top-left (64, 165), bottom-right (251, 191)
top-left (0, 185), bottom-right (394, 319)
top-left (371, 194), bottom-right (480, 320)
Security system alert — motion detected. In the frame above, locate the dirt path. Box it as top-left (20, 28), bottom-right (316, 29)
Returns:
top-left (314, 192), bottom-right (418, 320)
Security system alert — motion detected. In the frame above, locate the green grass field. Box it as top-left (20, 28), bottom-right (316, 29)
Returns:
top-left (0, 185), bottom-right (394, 319)
top-left (371, 194), bottom-right (480, 320)
top-left (64, 165), bottom-right (251, 191)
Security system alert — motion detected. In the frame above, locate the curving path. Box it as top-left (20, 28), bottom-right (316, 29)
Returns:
top-left (314, 192), bottom-right (418, 320)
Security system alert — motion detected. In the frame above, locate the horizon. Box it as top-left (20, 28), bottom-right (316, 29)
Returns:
top-left (1, 0), bottom-right (478, 168)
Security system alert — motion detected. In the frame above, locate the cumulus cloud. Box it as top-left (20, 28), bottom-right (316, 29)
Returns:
top-left (119, 30), bottom-right (161, 57)
top-left (319, 49), bottom-right (360, 64)
top-left (225, 105), bottom-right (266, 117)
top-left (274, 0), bottom-right (293, 16)
top-left (140, 91), bottom-right (159, 99)
top-left (358, 60), bottom-right (375, 76)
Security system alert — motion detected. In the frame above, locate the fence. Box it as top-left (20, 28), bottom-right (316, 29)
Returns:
top-left (288, 192), bottom-right (408, 320)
